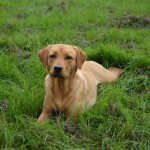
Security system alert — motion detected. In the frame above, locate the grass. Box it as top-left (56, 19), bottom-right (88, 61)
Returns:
top-left (0, 0), bottom-right (150, 149)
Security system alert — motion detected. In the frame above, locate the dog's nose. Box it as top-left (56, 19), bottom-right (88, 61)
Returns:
top-left (54, 65), bottom-right (63, 73)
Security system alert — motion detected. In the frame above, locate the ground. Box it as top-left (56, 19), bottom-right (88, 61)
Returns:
top-left (0, 0), bottom-right (150, 149)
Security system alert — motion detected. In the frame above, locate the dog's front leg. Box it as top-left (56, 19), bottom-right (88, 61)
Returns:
top-left (37, 98), bottom-right (54, 122)
top-left (37, 110), bottom-right (51, 122)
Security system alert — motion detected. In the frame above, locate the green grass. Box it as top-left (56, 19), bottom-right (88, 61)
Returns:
top-left (0, 0), bottom-right (150, 149)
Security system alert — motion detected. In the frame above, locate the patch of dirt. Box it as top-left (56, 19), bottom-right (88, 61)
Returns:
top-left (3, 23), bottom-right (19, 32)
top-left (56, 1), bottom-right (67, 13)
top-left (135, 68), bottom-right (150, 78)
top-left (111, 15), bottom-right (150, 28)
top-left (16, 12), bottom-right (27, 19)
top-left (3, 23), bottom-right (14, 30)
top-left (107, 102), bottom-right (121, 117)
top-left (45, 6), bottom-right (53, 13)
top-left (0, 100), bottom-right (9, 112)
top-left (45, 0), bottom-right (70, 14)
top-left (122, 42), bottom-right (135, 49)
top-left (0, 41), bottom-right (31, 60)
top-left (17, 51), bottom-right (31, 60)
top-left (64, 121), bottom-right (85, 137)
top-left (74, 36), bottom-right (89, 47)
top-left (24, 27), bottom-right (38, 34)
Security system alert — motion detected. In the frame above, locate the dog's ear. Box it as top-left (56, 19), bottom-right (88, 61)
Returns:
top-left (74, 46), bottom-right (87, 69)
top-left (38, 47), bottom-right (50, 67)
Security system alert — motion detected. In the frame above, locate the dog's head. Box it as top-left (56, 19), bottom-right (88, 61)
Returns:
top-left (38, 44), bottom-right (86, 78)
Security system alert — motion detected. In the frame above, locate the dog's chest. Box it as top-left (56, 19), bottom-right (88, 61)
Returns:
top-left (51, 91), bottom-right (72, 110)
top-left (45, 75), bottom-right (81, 110)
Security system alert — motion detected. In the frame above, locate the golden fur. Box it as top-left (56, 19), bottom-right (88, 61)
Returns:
top-left (37, 44), bottom-right (124, 122)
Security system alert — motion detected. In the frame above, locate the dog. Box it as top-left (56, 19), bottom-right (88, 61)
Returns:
top-left (37, 44), bottom-right (124, 122)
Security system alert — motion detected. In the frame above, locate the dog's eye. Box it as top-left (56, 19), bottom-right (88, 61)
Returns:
top-left (49, 54), bottom-right (56, 58)
top-left (65, 56), bottom-right (72, 60)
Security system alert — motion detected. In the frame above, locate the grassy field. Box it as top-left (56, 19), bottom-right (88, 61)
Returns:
top-left (0, 0), bottom-right (150, 149)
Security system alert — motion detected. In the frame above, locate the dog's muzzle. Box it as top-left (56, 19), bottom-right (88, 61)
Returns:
top-left (52, 64), bottom-right (63, 77)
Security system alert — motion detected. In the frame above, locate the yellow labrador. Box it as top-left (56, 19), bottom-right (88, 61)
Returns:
top-left (37, 44), bottom-right (123, 122)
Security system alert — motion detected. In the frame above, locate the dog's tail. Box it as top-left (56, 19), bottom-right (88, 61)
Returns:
top-left (108, 67), bottom-right (125, 76)
top-left (85, 61), bottom-right (125, 84)
top-left (101, 67), bottom-right (125, 83)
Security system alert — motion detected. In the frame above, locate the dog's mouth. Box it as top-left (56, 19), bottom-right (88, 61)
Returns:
top-left (51, 72), bottom-right (68, 78)
top-left (52, 73), bottom-right (63, 78)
